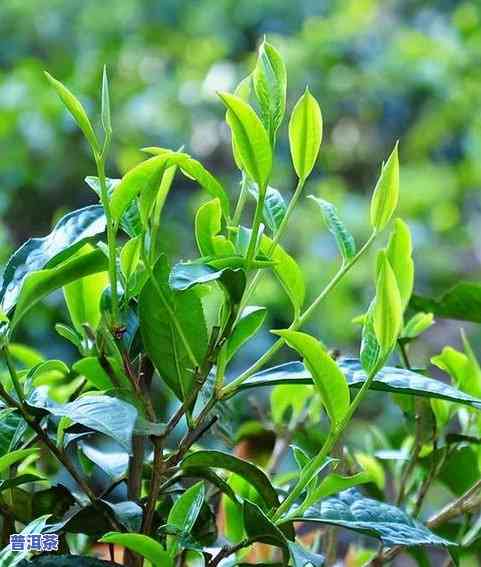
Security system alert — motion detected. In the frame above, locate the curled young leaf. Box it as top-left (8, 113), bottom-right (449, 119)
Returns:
top-left (370, 143), bottom-right (399, 232)
top-left (288, 87), bottom-right (322, 180)
top-left (101, 65), bottom-right (112, 135)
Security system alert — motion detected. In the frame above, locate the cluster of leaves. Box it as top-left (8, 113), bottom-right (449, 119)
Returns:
top-left (0, 39), bottom-right (480, 567)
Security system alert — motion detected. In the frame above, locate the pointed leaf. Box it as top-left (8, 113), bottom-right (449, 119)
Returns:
top-left (226, 306), bottom-right (267, 362)
top-left (243, 500), bottom-right (290, 563)
top-left (100, 533), bottom-right (172, 567)
top-left (287, 489), bottom-right (452, 547)
top-left (273, 331), bottom-right (349, 427)
top-left (167, 482), bottom-right (205, 557)
top-left (386, 218), bottom-right (413, 310)
top-left (219, 92), bottom-right (272, 191)
top-left (11, 249), bottom-right (108, 330)
top-left (253, 39), bottom-right (287, 144)
top-left (180, 450), bottom-right (280, 508)
top-left (101, 66), bottom-right (112, 135)
top-left (139, 256), bottom-right (208, 400)
top-left (0, 205), bottom-right (106, 313)
top-left (370, 143), bottom-right (399, 231)
top-left (45, 72), bottom-right (100, 154)
top-left (288, 87), bottom-right (322, 180)
top-left (238, 358), bottom-right (481, 410)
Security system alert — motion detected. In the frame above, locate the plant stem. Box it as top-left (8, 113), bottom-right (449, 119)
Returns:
top-left (223, 232), bottom-right (377, 397)
top-left (232, 174), bottom-right (249, 226)
top-left (237, 177), bottom-right (305, 319)
top-left (245, 185), bottom-right (266, 267)
top-left (273, 368), bottom-right (378, 522)
top-left (3, 346), bottom-right (24, 402)
top-left (95, 153), bottom-right (121, 329)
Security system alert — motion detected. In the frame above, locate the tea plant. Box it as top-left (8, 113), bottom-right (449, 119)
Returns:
top-left (0, 40), bottom-right (480, 567)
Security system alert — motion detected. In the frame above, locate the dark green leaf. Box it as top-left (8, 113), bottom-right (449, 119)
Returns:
top-left (139, 255), bottom-right (208, 400)
top-left (180, 450), bottom-right (280, 508)
top-left (0, 474), bottom-right (44, 492)
top-left (243, 500), bottom-right (290, 563)
top-left (286, 489), bottom-right (451, 547)
top-left (167, 482), bottom-right (205, 557)
top-left (27, 393), bottom-right (138, 453)
top-left (411, 282), bottom-right (481, 323)
top-left (0, 206), bottom-right (105, 313)
top-left (237, 358), bottom-right (481, 409)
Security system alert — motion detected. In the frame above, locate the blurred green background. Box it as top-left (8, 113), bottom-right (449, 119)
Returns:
top-left (1, 0), bottom-right (481, 365)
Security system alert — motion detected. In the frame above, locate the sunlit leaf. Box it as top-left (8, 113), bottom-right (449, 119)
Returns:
top-left (370, 143), bottom-right (399, 232)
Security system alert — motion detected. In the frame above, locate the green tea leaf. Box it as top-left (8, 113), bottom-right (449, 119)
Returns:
top-left (248, 183), bottom-right (287, 233)
top-left (385, 218), bottom-right (413, 310)
top-left (271, 384), bottom-right (312, 425)
top-left (100, 533), bottom-right (172, 567)
top-left (370, 143), bottom-right (399, 232)
top-left (110, 154), bottom-right (169, 223)
top-left (12, 249), bottom-right (108, 330)
top-left (288, 87), bottom-right (322, 180)
top-left (0, 448), bottom-right (40, 475)
top-left (144, 148), bottom-right (231, 221)
top-left (253, 39), bottom-right (287, 145)
top-left (259, 234), bottom-right (305, 318)
top-left (195, 198), bottom-right (234, 257)
top-left (243, 500), bottom-right (289, 563)
top-left (273, 331), bottom-right (349, 427)
top-left (0, 205), bottom-right (106, 314)
top-left (239, 358), bottom-right (481, 410)
top-left (63, 247), bottom-right (109, 333)
top-left (287, 489), bottom-right (451, 547)
top-left (167, 482), bottom-right (205, 557)
top-left (309, 196), bottom-right (356, 262)
top-left (230, 75), bottom-right (252, 169)
top-left (219, 92), bottom-right (272, 191)
top-left (411, 282), bottom-right (481, 323)
top-left (73, 357), bottom-right (114, 390)
top-left (360, 303), bottom-right (383, 375)
top-left (101, 65), bottom-right (112, 135)
top-left (0, 514), bottom-right (50, 566)
top-left (226, 306), bottom-right (266, 362)
top-left (289, 542), bottom-right (325, 567)
top-left (180, 450), bottom-right (280, 508)
top-left (373, 252), bottom-right (402, 355)
top-left (139, 255), bottom-right (208, 400)
top-left (402, 312), bottom-right (434, 339)
top-left (45, 72), bottom-right (100, 154)
top-left (120, 236), bottom-right (142, 283)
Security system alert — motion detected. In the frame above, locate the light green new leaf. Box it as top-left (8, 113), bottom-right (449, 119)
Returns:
top-left (309, 196), bottom-right (356, 262)
top-left (260, 234), bottom-right (305, 318)
top-left (230, 75), bottom-right (252, 169)
top-left (253, 39), bottom-right (287, 144)
top-left (219, 92), bottom-right (272, 192)
top-left (73, 357), bottom-right (113, 390)
top-left (271, 383), bottom-right (313, 425)
top-left (167, 482), bottom-right (205, 557)
top-left (63, 247), bottom-right (109, 333)
top-left (386, 218), bottom-right (413, 310)
top-left (45, 72), bottom-right (100, 154)
top-left (12, 249), bottom-right (108, 330)
top-left (110, 154), bottom-right (169, 223)
top-left (0, 449), bottom-right (40, 475)
top-left (373, 252), bottom-right (402, 355)
top-left (195, 198), bottom-right (234, 257)
top-left (288, 87), bottom-right (322, 180)
top-left (226, 306), bottom-right (267, 362)
top-left (402, 312), bottom-right (434, 339)
top-left (120, 236), bottom-right (142, 282)
top-left (144, 148), bottom-right (231, 220)
top-left (101, 65), bottom-right (112, 135)
top-left (370, 143), bottom-right (399, 231)
top-left (274, 330), bottom-right (349, 427)
top-left (100, 533), bottom-right (173, 567)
